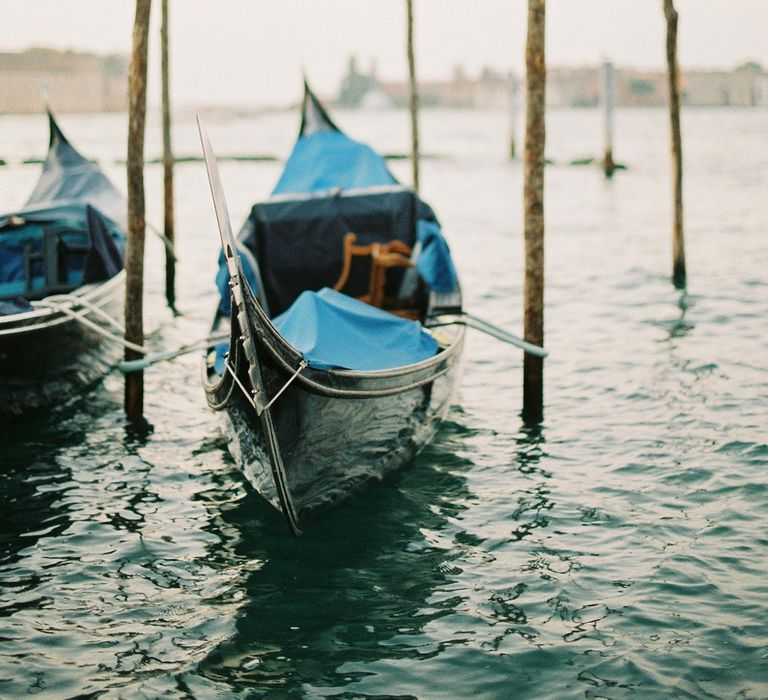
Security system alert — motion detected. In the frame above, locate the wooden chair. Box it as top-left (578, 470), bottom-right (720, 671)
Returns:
top-left (333, 232), bottom-right (417, 316)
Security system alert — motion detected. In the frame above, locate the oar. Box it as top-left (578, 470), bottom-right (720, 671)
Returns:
top-left (430, 312), bottom-right (548, 358)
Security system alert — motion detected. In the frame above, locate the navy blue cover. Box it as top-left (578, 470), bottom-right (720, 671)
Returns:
top-left (242, 186), bottom-right (419, 317)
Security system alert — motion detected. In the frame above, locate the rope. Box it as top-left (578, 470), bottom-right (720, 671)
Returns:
top-left (33, 293), bottom-right (228, 371)
top-left (225, 357), bottom-right (308, 415)
top-left (43, 293), bottom-right (127, 334)
top-left (118, 331), bottom-right (229, 373)
top-left (225, 359), bottom-right (257, 410)
top-left (35, 295), bottom-right (147, 354)
top-left (263, 360), bottom-right (308, 412)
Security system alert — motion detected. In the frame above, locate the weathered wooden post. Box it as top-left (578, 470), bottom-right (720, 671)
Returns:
top-left (405, 0), bottom-right (420, 193)
top-left (664, 0), bottom-right (686, 289)
top-left (523, 0), bottom-right (546, 424)
top-left (161, 0), bottom-right (176, 310)
top-left (601, 60), bottom-right (616, 177)
top-left (125, 0), bottom-right (151, 422)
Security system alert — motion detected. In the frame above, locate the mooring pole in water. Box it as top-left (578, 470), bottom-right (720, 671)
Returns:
top-left (601, 60), bottom-right (616, 177)
top-left (664, 0), bottom-right (686, 289)
top-left (406, 0), bottom-right (420, 193)
top-left (125, 0), bottom-right (151, 422)
top-left (161, 0), bottom-right (176, 310)
top-left (522, 0), bottom-right (546, 425)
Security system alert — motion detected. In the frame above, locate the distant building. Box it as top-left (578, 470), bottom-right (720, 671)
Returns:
top-left (683, 62), bottom-right (768, 106)
top-left (336, 56), bottom-right (513, 109)
top-left (337, 55), bottom-right (768, 110)
top-left (549, 62), bottom-right (768, 108)
top-left (0, 48), bottom-right (128, 114)
top-left (337, 56), bottom-right (378, 108)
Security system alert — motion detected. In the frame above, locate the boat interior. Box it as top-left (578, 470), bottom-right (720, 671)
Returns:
top-left (205, 187), bottom-right (453, 378)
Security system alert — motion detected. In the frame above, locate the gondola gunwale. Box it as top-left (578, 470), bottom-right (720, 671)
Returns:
top-left (0, 270), bottom-right (125, 334)
top-left (203, 281), bottom-right (465, 403)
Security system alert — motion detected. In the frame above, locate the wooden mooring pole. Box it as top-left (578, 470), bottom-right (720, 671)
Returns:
top-left (664, 0), bottom-right (686, 290)
top-left (125, 0), bottom-right (151, 422)
top-left (405, 0), bottom-right (420, 193)
top-left (161, 0), bottom-right (176, 310)
top-left (523, 0), bottom-right (546, 425)
top-left (601, 60), bottom-right (616, 177)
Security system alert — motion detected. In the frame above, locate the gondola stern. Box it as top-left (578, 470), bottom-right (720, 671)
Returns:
top-left (299, 80), bottom-right (341, 138)
top-left (46, 108), bottom-right (69, 148)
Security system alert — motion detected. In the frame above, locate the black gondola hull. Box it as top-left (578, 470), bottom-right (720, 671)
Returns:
top-left (0, 273), bottom-right (124, 418)
top-left (204, 287), bottom-right (464, 532)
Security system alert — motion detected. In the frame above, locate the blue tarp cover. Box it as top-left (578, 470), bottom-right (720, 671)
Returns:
top-left (273, 287), bottom-right (438, 371)
top-left (273, 131), bottom-right (397, 196)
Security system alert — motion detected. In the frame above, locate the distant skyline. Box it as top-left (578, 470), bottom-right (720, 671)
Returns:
top-left (2, 1), bottom-right (767, 107)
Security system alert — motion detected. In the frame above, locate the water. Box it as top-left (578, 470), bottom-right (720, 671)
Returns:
top-left (1, 106), bottom-right (767, 698)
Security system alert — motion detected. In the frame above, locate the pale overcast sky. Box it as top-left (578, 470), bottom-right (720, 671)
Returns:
top-left (2, 0), bottom-right (766, 107)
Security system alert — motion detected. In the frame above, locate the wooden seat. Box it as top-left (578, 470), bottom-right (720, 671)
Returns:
top-left (333, 232), bottom-right (417, 316)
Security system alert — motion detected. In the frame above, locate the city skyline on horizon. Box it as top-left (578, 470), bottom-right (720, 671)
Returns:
top-left (1, 1), bottom-right (767, 108)
top-left (2, 44), bottom-right (767, 115)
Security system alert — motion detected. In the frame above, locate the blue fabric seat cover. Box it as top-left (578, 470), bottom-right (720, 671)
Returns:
top-left (273, 287), bottom-right (437, 371)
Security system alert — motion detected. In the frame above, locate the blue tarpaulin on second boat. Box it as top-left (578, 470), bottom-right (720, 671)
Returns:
top-left (212, 85), bottom-right (456, 376)
top-left (272, 131), bottom-right (397, 196)
top-left (273, 287), bottom-right (438, 371)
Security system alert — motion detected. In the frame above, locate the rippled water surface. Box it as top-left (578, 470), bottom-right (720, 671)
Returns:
top-left (1, 107), bottom-right (767, 698)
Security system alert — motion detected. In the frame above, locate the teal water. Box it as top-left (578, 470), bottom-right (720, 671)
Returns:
top-left (1, 107), bottom-right (767, 698)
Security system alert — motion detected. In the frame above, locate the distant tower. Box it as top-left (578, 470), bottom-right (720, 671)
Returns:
top-left (338, 55), bottom-right (368, 107)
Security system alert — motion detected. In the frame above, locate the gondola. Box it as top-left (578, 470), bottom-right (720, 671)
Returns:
top-left (0, 112), bottom-right (126, 418)
top-left (200, 83), bottom-right (464, 535)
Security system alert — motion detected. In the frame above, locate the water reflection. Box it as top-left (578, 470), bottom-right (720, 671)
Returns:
top-left (666, 290), bottom-right (695, 339)
top-left (0, 404), bottom-right (85, 570)
top-left (197, 422), bottom-right (475, 692)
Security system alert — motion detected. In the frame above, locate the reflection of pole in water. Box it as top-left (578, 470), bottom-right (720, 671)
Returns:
top-left (664, 0), bottom-right (686, 290)
top-left (40, 78), bottom-right (51, 107)
top-left (161, 0), bottom-right (177, 311)
top-left (523, 0), bottom-right (546, 425)
top-left (601, 61), bottom-right (616, 177)
top-left (508, 76), bottom-right (518, 160)
top-left (125, 0), bottom-right (151, 423)
top-left (406, 0), bottom-right (420, 194)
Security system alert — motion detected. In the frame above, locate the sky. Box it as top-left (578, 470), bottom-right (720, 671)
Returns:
top-left (2, 0), bottom-right (767, 108)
